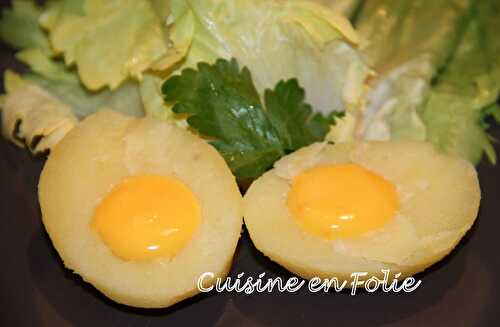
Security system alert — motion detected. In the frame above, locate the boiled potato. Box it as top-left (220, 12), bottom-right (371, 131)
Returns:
top-left (243, 141), bottom-right (480, 282)
top-left (39, 110), bottom-right (243, 308)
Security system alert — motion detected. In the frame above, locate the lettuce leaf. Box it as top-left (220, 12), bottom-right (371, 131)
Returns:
top-left (310, 0), bottom-right (361, 18)
top-left (41, 0), bottom-right (170, 90)
top-left (150, 0), bottom-right (171, 22)
top-left (422, 94), bottom-right (494, 164)
top-left (422, 0), bottom-right (500, 164)
top-left (481, 103), bottom-right (500, 129)
top-left (0, 0), bottom-right (150, 120)
top-left (16, 47), bottom-right (145, 118)
top-left (16, 48), bottom-right (75, 82)
top-left (0, 0), bottom-right (52, 54)
top-left (354, 0), bottom-right (471, 142)
top-left (0, 0), bottom-right (177, 154)
top-left (26, 74), bottom-right (146, 119)
top-left (165, 0), bottom-right (370, 118)
top-left (480, 4), bottom-right (500, 91)
top-left (0, 70), bottom-right (78, 154)
top-left (139, 74), bottom-right (174, 122)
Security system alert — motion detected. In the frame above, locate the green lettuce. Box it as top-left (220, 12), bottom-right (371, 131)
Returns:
top-left (140, 74), bottom-right (174, 122)
top-left (0, 0), bottom-right (52, 54)
top-left (354, 0), bottom-right (471, 142)
top-left (15, 47), bottom-right (145, 119)
top-left (0, 1), bottom-right (148, 120)
top-left (16, 48), bottom-right (74, 82)
top-left (164, 0), bottom-right (370, 118)
top-left (422, 0), bottom-right (500, 164)
top-left (150, 0), bottom-right (171, 22)
top-left (422, 94), bottom-right (495, 164)
top-left (0, 60), bottom-right (148, 154)
top-left (0, 70), bottom-right (78, 154)
top-left (41, 0), bottom-right (171, 90)
top-left (0, 0), bottom-right (179, 155)
top-left (311, 0), bottom-right (361, 18)
top-left (482, 103), bottom-right (500, 129)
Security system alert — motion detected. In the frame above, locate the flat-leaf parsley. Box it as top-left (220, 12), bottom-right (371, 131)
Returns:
top-left (162, 58), bottom-right (339, 180)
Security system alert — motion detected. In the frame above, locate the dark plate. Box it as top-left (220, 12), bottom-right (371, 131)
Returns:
top-left (1, 23), bottom-right (500, 327)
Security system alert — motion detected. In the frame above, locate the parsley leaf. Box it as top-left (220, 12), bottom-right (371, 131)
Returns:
top-left (265, 80), bottom-right (344, 150)
top-left (162, 58), bottom-right (337, 180)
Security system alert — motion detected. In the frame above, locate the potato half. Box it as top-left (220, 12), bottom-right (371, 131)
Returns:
top-left (39, 110), bottom-right (243, 308)
top-left (243, 141), bottom-right (480, 281)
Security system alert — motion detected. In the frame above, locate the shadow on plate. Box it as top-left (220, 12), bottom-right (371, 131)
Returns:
top-left (223, 223), bottom-right (487, 327)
